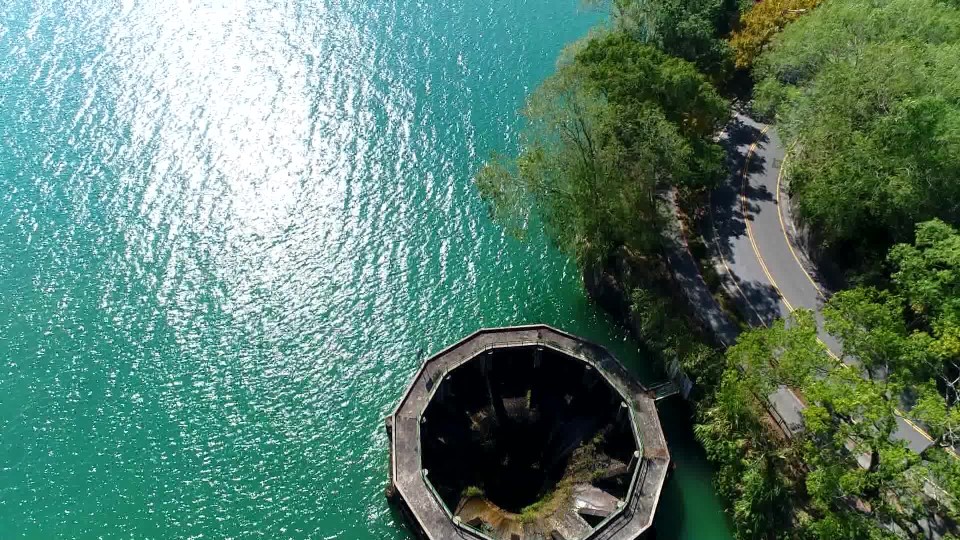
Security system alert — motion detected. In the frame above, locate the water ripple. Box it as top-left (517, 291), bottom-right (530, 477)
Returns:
top-left (0, 1), bottom-right (730, 539)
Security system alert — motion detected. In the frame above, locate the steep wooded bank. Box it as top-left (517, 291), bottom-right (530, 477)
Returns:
top-left (753, 0), bottom-right (960, 280)
top-left (476, 0), bottom-right (960, 537)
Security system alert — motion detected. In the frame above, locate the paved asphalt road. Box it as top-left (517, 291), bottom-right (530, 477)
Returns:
top-left (709, 113), bottom-right (935, 454)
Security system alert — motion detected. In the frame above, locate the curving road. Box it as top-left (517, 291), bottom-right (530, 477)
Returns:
top-left (709, 113), bottom-right (936, 454)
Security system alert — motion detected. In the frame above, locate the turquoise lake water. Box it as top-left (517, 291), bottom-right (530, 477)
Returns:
top-left (0, 1), bottom-right (733, 538)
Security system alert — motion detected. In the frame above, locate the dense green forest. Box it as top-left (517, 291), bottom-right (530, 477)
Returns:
top-left (753, 0), bottom-right (960, 277)
top-left (477, 0), bottom-right (960, 537)
top-left (699, 221), bottom-right (960, 538)
top-left (476, 32), bottom-right (727, 264)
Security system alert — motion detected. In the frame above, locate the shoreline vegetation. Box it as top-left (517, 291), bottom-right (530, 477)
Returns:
top-left (476, 0), bottom-right (960, 538)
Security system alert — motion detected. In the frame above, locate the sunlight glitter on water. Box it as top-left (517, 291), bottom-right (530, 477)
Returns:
top-left (0, 1), bottom-right (732, 538)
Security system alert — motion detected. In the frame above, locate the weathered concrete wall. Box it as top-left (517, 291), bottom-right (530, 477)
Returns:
top-left (387, 326), bottom-right (670, 540)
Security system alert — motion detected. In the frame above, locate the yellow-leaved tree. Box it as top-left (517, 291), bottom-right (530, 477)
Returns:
top-left (730, 0), bottom-right (821, 69)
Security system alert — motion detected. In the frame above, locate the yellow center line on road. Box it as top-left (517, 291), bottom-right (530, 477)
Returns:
top-left (775, 152), bottom-right (827, 300)
top-left (737, 128), bottom-right (954, 456)
top-left (740, 134), bottom-right (795, 314)
top-left (710, 129), bottom-right (771, 329)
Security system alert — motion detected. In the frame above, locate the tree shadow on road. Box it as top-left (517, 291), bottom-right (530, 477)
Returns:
top-left (722, 117), bottom-right (768, 150)
top-left (730, 279), bottom-right (783, 328)
top-left (708, 117), bottom-right (776, 268)
top-left (697, 117), bottom-right (787, 328)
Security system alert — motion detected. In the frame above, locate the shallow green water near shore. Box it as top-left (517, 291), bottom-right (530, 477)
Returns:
top-left (0, 1), bottom-right (733, 538)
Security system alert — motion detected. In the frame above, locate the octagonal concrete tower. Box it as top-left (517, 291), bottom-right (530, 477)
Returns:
top-left (386, 325), bottom-right (670, 540)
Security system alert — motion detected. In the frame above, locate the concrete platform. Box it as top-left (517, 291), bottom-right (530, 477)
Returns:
top-left (386, 325), bottom-right (670, 540)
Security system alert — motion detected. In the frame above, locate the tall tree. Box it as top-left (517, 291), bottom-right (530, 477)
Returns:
top-left (887, 220), bottom-right (960, 453)
top-left (823, 288), bottom-right (927, 381)
top-left (753, 0), bottom-right (960, 271)
top-left (814, 221), bottom-right (960, 515)
top-left (697, 312), bottom-right (826, 539)
top-left (699, 311), bottom-right (934, 538)
top-left (575, 32), bottom-right (729, 187)
top-left (889, 219), bottom-right (960, 328)
top-left (729, 0), bottom-right (822, 69)
top-left (477, 63), bottom-right (669, 263)
top-left (595, 0), bottom-right (739, 79)
top-left (696, 366), bottom-right (797, 539)
top-left (476, 33), bottom-right (726, 266)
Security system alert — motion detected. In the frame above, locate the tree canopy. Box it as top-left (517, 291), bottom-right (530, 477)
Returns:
top-left (575, 32), bottom-right (729, 186)
top-left (600, 0), bottom-right (740, 80)
top-left (698, 312), bottom-right (930, 539)
top-left (825, 220), bottom-right (960, 416)
top-left (729, 0), bottom-right (823, 69)
top-left (476, 32), bottom-right (727, 265)
top-left (479, 0), bottom-right (960, 535)
top-left (752, 0), bottom-right (960, 271)
top-left (699, 222), bottom-right (960, 538)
